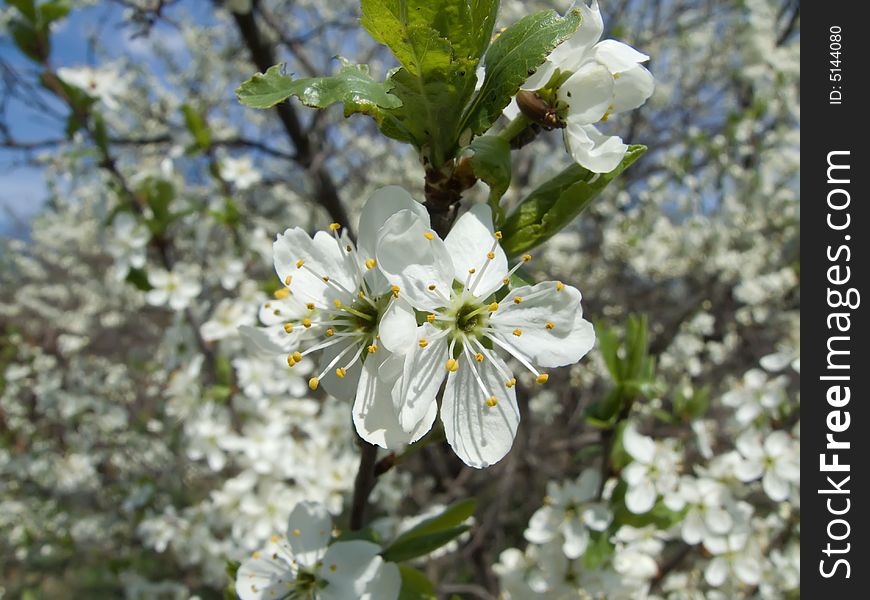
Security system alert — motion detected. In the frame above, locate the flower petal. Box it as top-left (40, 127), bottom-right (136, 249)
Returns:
top-left (547, 0), bottom-right (604, 72)
top-left (625, 479), bottom-right (657, 514)
top-left (318, 540), bottom-right (394, 600)
top-left (611, 64), bottom-right (654, 113)
top-left (393, 324), bottom-right (448, 433)
top-left (563, 121), bottom-right (628, 173)
top-left (376, 210), bottom-right (454, 311)
top-left (285, 501), bottom-right (332, 567)
top-left (490, 281), bottom-right (595, 368)
top-left (378, 298), bottom-right (418, 355)
top-left (622, 423), bottom-right (656, 463)
top-left (319, 341), bottom-right (364, 402)
top-left (235, 548), bottom-right (296, 600)
top-left (274, 229), bottom-right (356, 307)
top-left (444, 203), bottom-right (509, 299)
top-left (558, 62), bottom-right (613, 124)
top-left (441, 353), bottom-right (520, 468)
top-left (562, 518), bottom-right (590, 559)
top-left (357, 186), bottom-right (428, 260)
top-left (594, 39), bottom-right (650, 73)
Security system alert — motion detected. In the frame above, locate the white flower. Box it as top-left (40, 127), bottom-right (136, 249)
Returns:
top-left (721, 368), bottom-right (788, 424)
top-left (220, 155), bottom-right (262, 190)
top-left (733, 430), bottom-right (799, 501)
top-left (621, 423), bottom-right (681, 514)
top-left (56, 64), bottom-right (129, 111)
top-left (524, 470), bottom-right (611, 559)
top-left (611, 525), bottom-right (667, 582)
top-left (107, 213), bottom-right (149, 278)
top-left (664, 476), bottom-right (734, 546)
top-left (146, 266), bottom-right (202, 311)
top-left (509, 1), bottom-right (654, 173)
top-left (243, 187), bottom-right (437, 449)
top-left (375, 203), bottom-right (595, 467)
top-left (200, 298), bottom-right (255, 341)
top-left (236, 501), bottom-right (400, 600)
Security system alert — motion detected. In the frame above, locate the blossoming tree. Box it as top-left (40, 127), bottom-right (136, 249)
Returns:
top-left (0, 0), bottom-right (799, 598)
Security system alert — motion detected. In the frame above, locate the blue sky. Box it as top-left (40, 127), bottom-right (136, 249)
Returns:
top-left (0, 0), bottom-right (214, 239)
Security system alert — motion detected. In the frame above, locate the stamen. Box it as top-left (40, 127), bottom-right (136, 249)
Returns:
top-left (333, 299), bottom-right (342, 309)
top-left (489, 302), bottom-right (499, 312)
top-left (306, 303), bottom-right (315, 310)
top-left (545, 322), bottom-right (554, 330)
top-left (494, 231), bottom-right (503, 239)
top-left (486, 333), bottom-right (542, 378)
top-left (513, 328), bottom-right (522, 336)
top-left (367, 344), bottom-right (378, 353)
top-left (308, 377), bottom-right (319, 390)
top-left (284, 275), bottom-right (292, 285)
top-left (335, 367), bottom-right (346, 378)
top-left (536, 374), bottom-right (549, 384)
top-left (329, 223), bottom-right (341, 231)
top-left (303, 318), bottom-right (312, 328)
top-left (513, 296), bottom-right (523, 304)
top-left (446, 358), bottom-right (459, 372)
top-left (426, 314), bottom-right (436, 323)
top-left (296, 259), bottom-right (305, 268)
top-left (522, 254), bottom-right (532, 262)
top-left (284, 323), bottom-right (294, 333)
top-left (292, 352), bottom-right (303, 363)
top-left (365, 258), bottom-right (377, 269)
top-left (390, 285), bottom-right (400, 298)
top-left (424, 231), bottom-right (434, 240)
top-left (274, 288), bottom-right (290, 299)
top-left (325, 328), bottom-right (335, 337)
top-left (486, 396), bottom-right (498, 407)
top-left (418, 338), bottom-right (428, 348)
top-left (556, 281), bottom-right (565, 291)
top-left (475, 353), bottom-right (484, 362)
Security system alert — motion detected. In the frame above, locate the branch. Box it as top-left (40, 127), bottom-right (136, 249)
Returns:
top-left (349, 439), bottom-right (378, 530)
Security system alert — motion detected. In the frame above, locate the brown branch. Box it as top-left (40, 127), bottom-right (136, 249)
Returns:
top-left (349, 439), bottom-right (379, 530)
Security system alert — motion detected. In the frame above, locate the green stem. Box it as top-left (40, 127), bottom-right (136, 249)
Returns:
top-left (496, 114), bottom-right (532, 144)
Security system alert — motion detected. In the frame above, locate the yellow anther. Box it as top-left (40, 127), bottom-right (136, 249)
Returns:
top-left (329, 222), bottom-right (341, 231)
top-left (333, 299), bottom-right (342, 309)
top-left (446, 358), bottom-right (459, 372)
top-left (296, 259), bottom-right (305, 268)
top-left (428, 284), bottom-right (437, 291)
top-left (253, 551), bottom-right (261, 559)
top-left (325, 328), bottom-right (335, 337)
top-left (287, 355), bottom-right (296, 367)
top-left (283, 323), bottom-right (294, 333)
top-left (335, 368), bottom-right (346, 379)
top-left (284, 275), bottom-right (292, 285)
top-left (418, 338), bottom-right (429, 348)
top-left (302, 318), bottom-right (312, 328)
top-left (329, 564), bottom-right (337, 572)
top-left (306, 303), bottom-right (315, 310)
top-left (494, 230), bottom-right (503, 239)
top-left (321, 275), bottom-right (330, 282)
top-left (522, 254), bottom-right (532, 262)
top-left (391, 285), bottom-right (400, 298)
top-left (345, 244), bottom-right (352, 252)
top-left (292, 528), bottom-right (301, 537)
top-left (365, 258), bottom-right (377, 269)
top-left (270, 535), bottom-right (280, 543)
top-left (426, 314), bottom-right (436, 323)
top-left (513, 328), bottom-right (523, 337)
top-left (308, 377), bottom-right (320, 391)
top-left (274, 287), bottom-right (290, 299)
top-left (358, 291), bottom-right (366, 300)
top-left (367, 344), bottom-right (378, 353)
top-left (536, 373), bottom-right (549, 384)
top-left (486, 396), bottom-right (498, 407)
top-left (513, 296), bottom-right (523, 304)
top-left (264, 303), bottom-right (271, 308)
top-left (486, 251), bottom-right (496, 260)
top-left (292, 352), bottom-right (303, 363)
top-left (503, 277), bottom-right (510, 285)
top-left (424, 231), bottom-right (434, 240)
top-left (505, 378), bottom-right (517, 388)
top-left (488, 302), bottom-right (499, 311)
top-left (556, 281), bottom-right (565, 291)
top-left (545, 321), bottom-right (555, 330)
top-left (613, 73), bottom-right (621, 79)
top-left (475, 353), bottom-right (484, 362)
top-left (468, 267), bottom-right (476, 274)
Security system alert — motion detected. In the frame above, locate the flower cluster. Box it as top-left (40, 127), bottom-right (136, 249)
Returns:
top-left (247, 186), bottom-right (596, 468)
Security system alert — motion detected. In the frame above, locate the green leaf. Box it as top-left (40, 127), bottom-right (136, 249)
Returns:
top-left (7, 0), bottom-right (38, 23)
top-left (181, 103), bottom-right (211, 152)
top-left (361, 0), bottom-right (498, 165)
top-left (124, 268), bottom-right (152, 292)
top-left (390, 498), bottom-right (476, 547)
top-left (500, 145), bottom-right (646, 257)
top-left (461, 8), bottom-right (581, 136)
top-left (236, 62), bottom-right (401, 119)
top-left (467, 136), bottom-right (511, 220)
top-left (334, 527), bottom-right (381, 544)
top-left (398, 565), bottom-right (437, 600)
top-left (381, 525), bottom-right (469, 563)
top-left (582, 529), bottom-right (615, 570)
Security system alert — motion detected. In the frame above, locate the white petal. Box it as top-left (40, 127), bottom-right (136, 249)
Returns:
top-left (762, 470), bottom-right (790, 502)
top-left (581, 503), bottom-right (611, 532)
top-left (319, 341), bottom-right (364, 402)
top-left (594, 39), bottom-right (650, 73)
top-left (441, 353), bottom-right (520, 468)
top-left (286, 501), bottom-right (332, 567)
top-left (625, 480), bottom-right (657, 514)
top-left (353, 350), bottom-right (436, 449)
top-left (558, 62), bottom-right (613, 124)
top-left (563, 121), bottom-right (628, 173)
top-left (734, 458), bottom-right (764, 483)
top-left (575, 469), bottom-right (602, 500)
top-left (705, 507), bottom-right (733, 535)
top-left (239, 324), bottom-right (297, 356)
top-left (734, 555), bottom-right (762, 585)
top-left (393, 324), bottom-right (448, 433)
top-left (611, 64), bottom-right (654, 113)
top-left (274, 229), bottom-right (356, 307)
top-left (622, 423), bottom-right (656, 463)
top-left (490, 281), bottom-right (595, 368)
top-left (704, 557), bottom-right (728, 587)
top-left (376, 210), bottom-right (454, 311)
top-left (521, 60), bottom-right (557, 91)
top-left (681, 510), bottom-right (705, 545)
top-left (444, 204), bottom-right (508, 298)
top-left (562, 518), bottom-right (590, 559)
top-left (357, 186), bottom-right (428, 260)
top-left (235, 549), bottom-right (295, 600)
top-left (763, 430), bottom-right (791, 457)
top-left (547, 0), bottom-right (604, 72)
top-left (318, 540), bottom-right (384, 600)
top-left (359, 560), bottom-right (401, 600)
top-left (378, 298), bottom-right (418, 355)
top-left (524, 507), bottom-right (559, 545)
